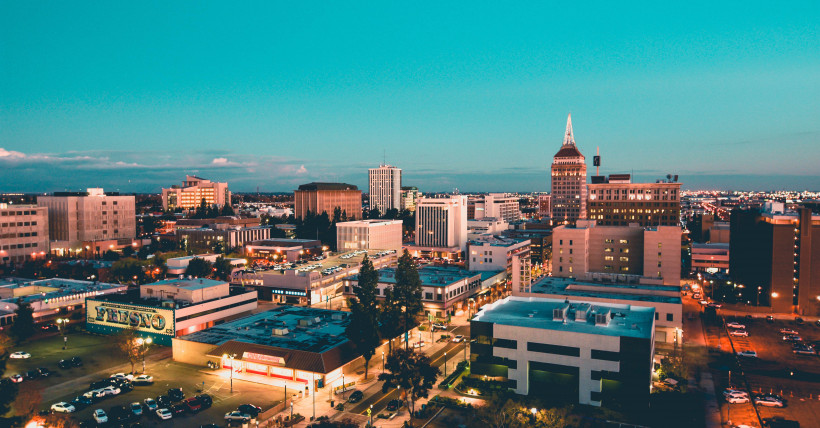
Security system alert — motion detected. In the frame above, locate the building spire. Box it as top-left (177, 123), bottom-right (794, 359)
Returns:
top-left (563, 113), bottom-right (575, 146)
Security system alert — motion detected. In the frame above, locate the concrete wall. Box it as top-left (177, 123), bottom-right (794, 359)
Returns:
top-left (172, 338), bottom-right (219, 366)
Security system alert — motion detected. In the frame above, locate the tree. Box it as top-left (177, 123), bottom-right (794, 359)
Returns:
top-left (220, 204), bottom-right (235, 216)
top-left (379, 287), bottom-right (404, 354)
top-left (213, 256), bottom-right (233, 281)
top-left (111, 258), bottom-right (147, 284)
top-left (12, 382), bottom-right (41, 422)
top-left (378, 348), bottom-right (439, 418)
top-left (0, 331), bottom-right (19, 419)
top-left (393, 250), bottom-right (423, 349)
top-left (185, 257), bottom-right (213, 278)
top-left (307, 416), bottom-right (358, 428)
top-left (103, 250), bottom-right (121, 261)
top-left (472, 395), bottom-right (568, 428)
top-left (122, 245), bottom-right (136, 258)
top-left (9, 300), bottom-right (35, 343)
top-left (114, 327), bottom-right (151, 374)
top-left (345, 255), bottom-right (381, 379)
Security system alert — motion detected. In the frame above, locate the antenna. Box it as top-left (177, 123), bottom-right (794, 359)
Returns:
top-left (383, 149), bottom-right (386, 166)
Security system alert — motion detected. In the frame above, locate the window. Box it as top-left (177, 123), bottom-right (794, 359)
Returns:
top-left (527, 342), bottom-right (580, 356)
top-left (559, 240), bottom-right (563, 245)
top-left (591, 349), bottom-right (620, 361)
top-left (666, 313), bottom-right (673, 322)
top-left (569, 249), bottom-right (573, 254)
top-left (655, 312), bottom-right (659, 320)
top-left (619, 239), bottom-right (628, 244)
top-left (569, 240), bottom-right (573, 245)
top-left (604, 256), bottom-right (614, 261)
top-left (425, 292), bottom-right (433, 300)
top-left (620, 256), bottom-right (628, 262)
top-left (494, 338), bottom-right (518, 349)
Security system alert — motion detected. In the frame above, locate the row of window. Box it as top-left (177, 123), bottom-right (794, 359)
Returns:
top-left (494, 339), bottom-right (624, 362)
top-left (0, 221), bottom-right (38, 227)
top-left (0, 242), bottom-right (40, 250)
top-left (0, 210), bottom-right (39, 216)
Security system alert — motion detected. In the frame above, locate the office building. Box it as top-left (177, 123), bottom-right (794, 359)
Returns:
top-left (552, 220), bottom-right (681, 286)
top-left (730, 203), bottom-right (820, 314)
top-left (294, 183), bottom-right (362, 220)
top-left (414, 196), bottom-right (468, 254)
top-left (503, 228), bottom-right (552, 267)
top-left (173, 306), bottom-right (357, 392)
top-left (691, 243), bottom-right (730, 274)
top-left (0, 204), bottom-right (49, 265)
top-left (174, 216), bottom-right (260, 230)
top-left (467, 218), bottom-right (510, 240)
top-left (469, 194), bottom-right (521, 223)
top-left (401, 187), bottom-right (421, 212)
top-left (0, 277), bottom-right (126, 325)
top-left (471, 296), bottom-right (654, 409)
top-left (336, 219), bottom-right (403, 252)
top-left (550, 114), bottom-right (587, 223)
top-left (369, 165), bottom-right (402, 213)
top-left (244, 239), bottom-right (325, 262)
top-left (587, 175), bottom-right (681, 227)
top-left (162, 175), bottom-right (231, 211)
top-left (38, 189), bottom-right (136, 256)
top-left (538, 194), bottom-right (551, 218)
top-left (178, 225), bottom-right (271, 252)
top-left (86, 278), bottom-right (258, 345)
top-left (468, 236), bottom-right (531, 273)
top-left (165, 254), bottom-right (247, 276)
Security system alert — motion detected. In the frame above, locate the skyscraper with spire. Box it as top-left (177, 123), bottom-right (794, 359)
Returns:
top-left (550, 114), bottom-right (587, 223)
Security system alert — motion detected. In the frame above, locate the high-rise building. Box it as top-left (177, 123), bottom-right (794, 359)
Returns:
top-left (468, 194), bottom-right (521, 223)
top-left (368, 165), bottom-right (401, 213)
top-left (37, 189), bottom-right (136, 256)
top-left (336, 219), bottom-right (403, 252)
top-left (730, 203), bottom-right (820, 314)
top-left (550, 114), bottom-right (587, 223)
top-left (587, 175), bottom-right (681, 227)
top-left (552, 220), bottom-right (681, 286)
top-left (537, 194), bottom-right (551, 218)
top-left (400, 186), bottom-right (421, 212)
top-left (415, 196), bottom-right (468, 252)
top-left (162, 175), bottom-right (231, 211)
top-left (0, 204), bottom-right (49, 265)
top-left (294, 183), bottom-right (362, 220)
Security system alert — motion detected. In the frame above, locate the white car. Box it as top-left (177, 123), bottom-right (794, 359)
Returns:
top-left (83, 389), bottom-right (104, 399)
top-left (699, 300), bottom-right (709, 305)
top-left (93, 409), bottom-right (108, 424)
top-left (780, 328), bottom-right (799, 335)
top-left (451, 335), bottom-right (464, 343)
top-left (144, 398), bottom-right (158, 411)
top-left (754, 396), bottom-right (785, 407)
top-left (737, 350), bottom-right (758, 358)
top-left (726, 322), bottom-right (745, 329)
top-left (729, 330), bottom-right (749, 337)
top-left (156, 408), bottom-right (173, 420)
top-left (726, 395), bottom-right (750, 404)
top-left (413, 341), bottom-right (426, 348)
top-left (51, 402), bottom-right (76, 413)
top-left (10, 374), bottom-right (23, 383)
top-left (723, 388), bottom-right (748, 397)
top-left (100, 386), bottom-right (121, 396)
top-left (9, 352), bottom-right (31, 359)
top-left (133, 374), bottom-right (154, 385)
top-left (111, 373), bottom-right (135, 381)
top-left (225, 411), bottom-right (252, 422)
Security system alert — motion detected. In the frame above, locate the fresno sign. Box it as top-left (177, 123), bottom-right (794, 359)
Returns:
top-left (88, 301), bottom-right (175, 336)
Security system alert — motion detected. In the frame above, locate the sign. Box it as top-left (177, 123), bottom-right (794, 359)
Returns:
top-left (242, 352), bottom-right (285, 365)
top-left (87, 300), bottom-right (175, 336)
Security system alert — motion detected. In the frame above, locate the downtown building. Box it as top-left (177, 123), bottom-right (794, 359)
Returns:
top-left (471, 296), bottom-right (654, 410)
top-left (0, 203), bottom-right (49, 265)
top-left (730, 202), bottom-right (820, 314)
top-left (587, 174), bottom-right (681, 227)
top-left (401, 186), bottom-right (421, 212)
top-left (368, 164), bottom-right (402, 213)
top-left (294, 183), bottom-right (362, 220)
top-left (407, 196), bottom-right (468, 261)
top-left (37, 188), bottom-right (136, 257)
top-left (550, 114), bottom-right (587, 224)
top-left (468, 194), bottom-right (522, 223)
top-left (336, 219), bottom-right (403, 252)
top-left (162, 175), bottom-right (231, 211)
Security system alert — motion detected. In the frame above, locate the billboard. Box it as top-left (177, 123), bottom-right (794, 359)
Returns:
top-left (87, 300), bottom-right (175, 336)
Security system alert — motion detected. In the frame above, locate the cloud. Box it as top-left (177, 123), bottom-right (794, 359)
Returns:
top-left (297, 165), bottom-right (308, 174)
top-left (0, 148), bottom-right (26, 159)
top-left (212, 157), bottom-right (229, 165)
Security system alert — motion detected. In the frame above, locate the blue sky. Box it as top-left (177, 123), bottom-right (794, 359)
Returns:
top-left (1, 1), bottom-right (818, 193)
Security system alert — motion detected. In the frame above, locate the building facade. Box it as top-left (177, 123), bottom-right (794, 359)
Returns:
top-left (0, 204), bottom-right (49, 265)
top-left (471, 296), bottom-right (654, 409)
top-left (538, 194), bottom-right (551, 218)
top-left (401, 187), bottom-right (421, 212)
top-left (468, 236), bottom-right (531, 273)
top-left (552, 220), bottom-right (681, 286)
top-left (415, 196), bottom-right (468, 252)
top-left (178, 226), bottom-right (271, 252)
top-left (162, 175), bottom-right (231, 211)
top-left (587, 176), bottom-right (681, 227)
top-left (730, 204), bottom-right (820, 314)
top-left (550, 114), bottom-right (587, 223)
top-left (469, 194), bottom-right (522, 223)
top-left (691, 243), bottom-right (729, 273)
top-left (37, 189), bottom-right (136, 254)
top-left (294, 183), bottom-right (362, 220)
top-left (368, 165), bottom-right (402, 213)
top-left (336, 219), bottom-right (403, 252)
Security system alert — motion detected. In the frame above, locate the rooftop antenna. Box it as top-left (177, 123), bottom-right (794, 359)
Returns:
top-left (383, 149), bottom-right (386, 167)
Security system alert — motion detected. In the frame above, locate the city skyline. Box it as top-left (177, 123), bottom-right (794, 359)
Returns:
top-left (2, 2), bottom-right (819, 193)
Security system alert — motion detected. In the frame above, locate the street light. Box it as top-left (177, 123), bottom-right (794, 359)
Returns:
top-left (223, 353), bottom-right (236, 393)
top-left (56, 318), bottom-right (69, 350)
top-left (369, 404), bottom-right (373, 427)
top-left (444, 352), bottom-right (447, 377)
top-left (136, 337), bottom-right (152, 373)
top-left (381, 351), bottom-right (385, 374)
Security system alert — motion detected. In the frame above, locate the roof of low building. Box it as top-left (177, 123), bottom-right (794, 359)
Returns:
top-left (529, 276), bottom-right (682, 304)
top-left (146, 278), bottom-right (227, 291)
top-left (297, 182), bottom-right (359, 191)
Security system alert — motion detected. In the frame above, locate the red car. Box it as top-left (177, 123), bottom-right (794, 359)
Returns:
top-left (184, 397), bottom-right (202, 413)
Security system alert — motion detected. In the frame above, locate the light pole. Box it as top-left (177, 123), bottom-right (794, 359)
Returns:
top-left (290, 402), bottom-right (293, 422)
top-left (342, 374), bottom-right (346, 399)
top-left (369, 404), bottom-right (373, 427)
top-left (444, 352), bottom-right (447, 377)
top-left (381, 351), bottom-right (385, 374)
top-left (223, 353), bottom-right (236, 393)
top-left (57, 318), bottom-right (69, 350)
top-left (312, 372), bottom-right (316, 421)
top-left (136, 337), bottom-right (152, 373)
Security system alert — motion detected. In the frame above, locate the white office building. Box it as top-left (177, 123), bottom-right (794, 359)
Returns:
top-left (368, 165), bottom-right (402, 213)
top-left (415, 196), bottom-right (468, 253)
top-left (470, 194), bottom-right (521, 223)
top-left (336, 219), bottom-right (403, 252)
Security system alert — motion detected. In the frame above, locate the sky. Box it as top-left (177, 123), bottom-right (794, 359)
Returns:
top-left (1, 1), bottom-right (819, 193)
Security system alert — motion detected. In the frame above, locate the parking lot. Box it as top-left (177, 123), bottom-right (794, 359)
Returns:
top-left (5, 332), bottom-right (284, 426)
top-left (715, 311), bottom-right (820, 426)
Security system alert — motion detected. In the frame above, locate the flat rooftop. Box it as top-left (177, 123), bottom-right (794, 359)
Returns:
top-left (529, 276), bottom-right (682, 304)
top-left (349, 265), bottom-right (479, 287)
top-left (147, 278), bottom-right (227, 291)
top-left (0, 278), bottom-right (125, 304)
top-left (468, 235), bottom-right (529, 247)
top-left (474, 296), bottom-right (654, 339)
top-left (252, 249), bottom-right (395, 277)
top-left (93, 286), bottom-right (252, 308)
top-left (178, 306), bottom-right (350, 353)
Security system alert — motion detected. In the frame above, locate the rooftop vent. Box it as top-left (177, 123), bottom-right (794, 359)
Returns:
top-left (553, 304), bottom-right (569, 322)
top-left (595, 309), bottom-right (612, 326)
top-left (272, 328), bottom-right (289, 336)
top-left (331, 313), bottom-right (344, 321)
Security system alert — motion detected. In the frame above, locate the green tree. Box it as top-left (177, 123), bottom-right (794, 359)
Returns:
top-left (345, 255), bottom-right (381, 379)
top-left (394, 250), bottom-right (423, 349)
top-left (378, 348), bottom-right (440, 418)
top-left (111, 258), bottom-right (147, 284)
top-left (379, 287), bottom-right (404, 354)
top-left (220, 204), bottom-right (235, 216)
top-left (9, 300), bottom-right (35, 343)
top-left (185, 257), bottom-right (213, 278)
top-left (114, 326), bottom-right (151, 374)
top-left (471, 395), bottom-right (569, 428)
top-left (213, 256), bottom-right (233, 281)
top-left (122, 245), bottom-right (136, 258)
top-left (103, 250), bottom-right (121, 261)
top-left (0, 331), bottom-right (20, 418)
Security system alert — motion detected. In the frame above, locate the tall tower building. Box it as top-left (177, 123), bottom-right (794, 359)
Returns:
top-left (550, 114), bottom-right (587, 223)
top-left (368, 165), bottom-right (402, 214)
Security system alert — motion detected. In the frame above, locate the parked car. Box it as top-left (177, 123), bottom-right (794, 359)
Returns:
top-left (170, 404), bottom-right (187, 417)
top-left (168, 388), bottom-right (184, 402)
top-left (83, 389), bottom-right (104, 400)
top-left (432, 323), bottom-right (448, 331)
top-left (723, 388), bottom-right (748, 397)
top-left (184, 397), bottom-right (202, 413)
top-left (37, 367), bottom-right (52, 377)
top-left (783, 335), bottom-right (803, 342)
top-left (766, 315), bottom-right (775, 323)
top-left (130, 402), bottom-right (143, 416)
top-left (348, 390), bottom-right (364, 403)
top-left (71, 395), bottom-right (93, 410)
top-left (133, 374), bottom-right (154, 385)
top-left (729, 330), bottom-right (749, 337)
top-left (238, 404), bottom-right (261, 418)
top-left (386, 399), bottom-right (402, 412)
top-left (25, 370), bottom-right (39, 381)
top-left (10, 374), bottom-right (23, 383)
top-left (737, 350), bottom-right (758, 358)
top-left (794, 317), bottom-right (805, 325)
top-left (412, 341), bottom-right (426, 348)
top-left (157, 395), bottom-right (172, 408)
top-left (156, 408), bottom-right (173, 420)
top-left (51, 402), bottom-right (76, 413)
top-left (726, 322), bottom-right (745, 329)
top-left (224, 411), bottom-right (251, 422)
top-left (70, 356), bottom-right (83, 367)
top-left (793, 345), bottom-right (816, 355)
top-left (143, 398), bottom-right (159, 411)
top-left (780, 328), bottom-right (799, 335)
top-left (754, 395), bottom-right (786, 407)
top-left (111, 373), bottom-right (135, 381)
top-left (727, 396), bottom-right (750, 404)
top-left (196, 394), bottom-right (213, 409)
top-left (452, 335), bottom-right (464, 343)
top-left (100, 385), bottom-right (122, 396)
top-left (93, 409), bottom-right (108, 424)
top-left (9, 352), bottom-right (31, 359)
top-left (57, 359), bottom-right (72, 369)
